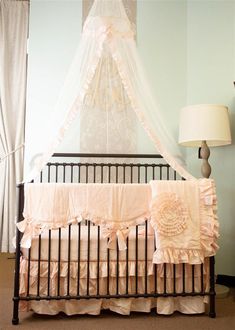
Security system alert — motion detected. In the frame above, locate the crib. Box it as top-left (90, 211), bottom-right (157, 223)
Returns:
top-left (12, 153), bottom-right (216, 325)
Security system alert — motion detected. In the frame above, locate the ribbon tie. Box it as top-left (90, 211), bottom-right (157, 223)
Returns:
top-left (102, 227), bottom-right (130, 250)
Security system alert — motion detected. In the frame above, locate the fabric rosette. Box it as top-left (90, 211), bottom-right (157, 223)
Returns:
top-left (150, 192), bottom-right (188, 236)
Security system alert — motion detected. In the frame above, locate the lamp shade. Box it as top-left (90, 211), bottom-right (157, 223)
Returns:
top-left (178, 104), bottom-right (232, 147)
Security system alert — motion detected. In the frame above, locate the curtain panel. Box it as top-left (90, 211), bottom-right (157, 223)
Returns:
top-left (0, 0), bottom-right (29, 252)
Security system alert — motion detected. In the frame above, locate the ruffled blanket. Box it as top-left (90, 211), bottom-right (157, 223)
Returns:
top-left (150, 179), bottom-right (219, 264)
top-left (16, 179), bottom-right (219, 264)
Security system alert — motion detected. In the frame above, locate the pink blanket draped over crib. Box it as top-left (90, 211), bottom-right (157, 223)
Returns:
top-left (150, 179), bottom-right (219, 264)
top-left (16, 179), bottom-right (219, 264)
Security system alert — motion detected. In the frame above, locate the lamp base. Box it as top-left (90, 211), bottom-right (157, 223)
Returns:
top-left (200, 141), bottom-right (211, 178)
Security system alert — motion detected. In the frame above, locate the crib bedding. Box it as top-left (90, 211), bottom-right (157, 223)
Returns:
top-left (19, 287), bottom-right (209, 316)
top-left (13, 155), bottom-right (218, 324)
top-left (19, 223), bottom-right (210, 316)
top-left (18, 183), bottom-right (151, 249)
top-left (150, 179), bottom-right (219, 264)
top-left (19, 258), bottom-right (210, 315)
top-left (19, 256), bottom-right (210, 316)
top-left (16, 179), bottom-right (217, 319)
top-left (18, 179), bottom-right (219, 265)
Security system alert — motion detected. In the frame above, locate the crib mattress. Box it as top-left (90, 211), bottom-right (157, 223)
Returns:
top-left (21, 225), bottom-right (155, 262)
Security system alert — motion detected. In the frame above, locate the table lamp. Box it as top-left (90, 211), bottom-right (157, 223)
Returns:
top-left (179, 104), bottom-right (232, 298)
top-left (178, 104), bottom-right (232, 178)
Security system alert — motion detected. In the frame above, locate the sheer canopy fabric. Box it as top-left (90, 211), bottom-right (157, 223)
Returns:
top-left (0, 0), bottom-right (28, 251)
top-left (24, 0), bottom-right (194, 182)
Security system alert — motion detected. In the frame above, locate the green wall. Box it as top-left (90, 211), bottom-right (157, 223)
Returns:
top-left (186, 0), bottom-right (235, 276)
top-left (26, 0), bottom-right (235, 275)
top-left (137, 0), bottom-right (235, 275)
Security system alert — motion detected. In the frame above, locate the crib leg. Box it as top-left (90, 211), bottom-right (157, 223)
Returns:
top-left (209, 256), bottom-right (216, 318)
top-left (12, 184), bottom-right (24, 325)
top-left (209, 296), bottom-right (216, 318)
top-left (12, 299), bottom-right (19, 325)
top-left (12, 236), bottom-right (20, 325)
top-left (12, 244), bottom-right (20, 325)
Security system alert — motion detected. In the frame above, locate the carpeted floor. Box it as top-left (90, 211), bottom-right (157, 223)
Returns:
top-left (0, 253), bottom-right (235, 330)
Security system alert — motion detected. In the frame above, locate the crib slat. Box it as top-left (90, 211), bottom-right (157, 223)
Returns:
top-left (77, 222), bottom-right (81, 296)
top-left (27, 248), bottom-right (31, 296)
top-left (97, 226), bottom-right (100, 295)
top-left (116, 165), bottom-right (118, 183)
top-left (145, 220), bottom-right (148, 294)
top-left (152, 165), bottom-right (155, 180)
top-left (101, 165), bottom-right (103, 183)
top-left (67, 224), bottom-right (71, 296)
top-left (135, 225), bottom-right (138, 294)
top-left (55, 164), bottom-right (58, 182)
top-left (145, 166), bottom-right (148, 183)
top-left (108, 165), bottom-right (111, 183)
top-left (160, 166), bottom-right (162, 180)
top-left (47, 230), bottom-right (51, 297)
top-left (137, 165), bottom-right (140, 183)
top-left (116, 239), bottom-right (119, 295)
top-left (48, 165), bottom-right (51, 183)
top-left (174, 170), bottom-right (177, 180)
top-left (37, 234), bottom-right (41, 297)
top-left (192, 265), bottom-right (195, 293)
top-left (85, 164), bottom-right (88, 183)
top-left (40, 171), bottom-right (43, 183)
top-left (94, 165), bottom-right (96, 183)
top-left (87, 221), bottom-right (91, 295)
top-left (57, 228), bottom-right (61, 296)
top-left (71, 165), bottom-right (74, 183)
top-left (126, 236), bottom-right (129, 294)
top-left (78, 164), bottom-right (81, 183)
top-left (123, 165), bottom-right (126, 183)
top-left (130, 165), bottom-right (133, 183)
top-left (63, 164), bottom-right (66, 183)
top-left (154, 231), bottom-right (157, 294)
top-left (107, 240), bottom-right (110, 295)
top-left (163, 263), bottom-right (167, 295)
top-left (173, 264), bottom-right (176, 295)
top-left (201, 263), bottom-right (204, 293)
top-left (182, 263), bottom-right (185, 294)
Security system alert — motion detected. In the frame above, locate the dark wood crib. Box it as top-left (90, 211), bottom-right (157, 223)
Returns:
top-left (12, 153), bottom-right (216, 325)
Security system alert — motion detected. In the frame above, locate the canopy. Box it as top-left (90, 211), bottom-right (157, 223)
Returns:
top-left (25, 0), bottom-right (195, 182)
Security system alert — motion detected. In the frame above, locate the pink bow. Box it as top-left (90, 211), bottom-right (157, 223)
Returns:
top-left (102, 226), bottom-right (130, 251)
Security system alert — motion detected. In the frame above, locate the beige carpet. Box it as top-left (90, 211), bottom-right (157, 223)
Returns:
top-left (0, 253), bottom-right (235, 330)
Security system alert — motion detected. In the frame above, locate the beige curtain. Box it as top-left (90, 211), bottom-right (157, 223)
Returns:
top-left (0, 0), bottom-right (29, 252)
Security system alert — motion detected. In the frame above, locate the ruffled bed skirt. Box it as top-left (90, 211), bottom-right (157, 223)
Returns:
top-left (19, 258), bottom-right (210, 316)
top-left (20, 296), bottom-right (208, 316)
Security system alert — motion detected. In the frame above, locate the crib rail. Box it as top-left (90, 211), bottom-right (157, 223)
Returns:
top-left (12, 153), bottom-right (216, 325)
top-left (37, 153), bottom-right (181, 183)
